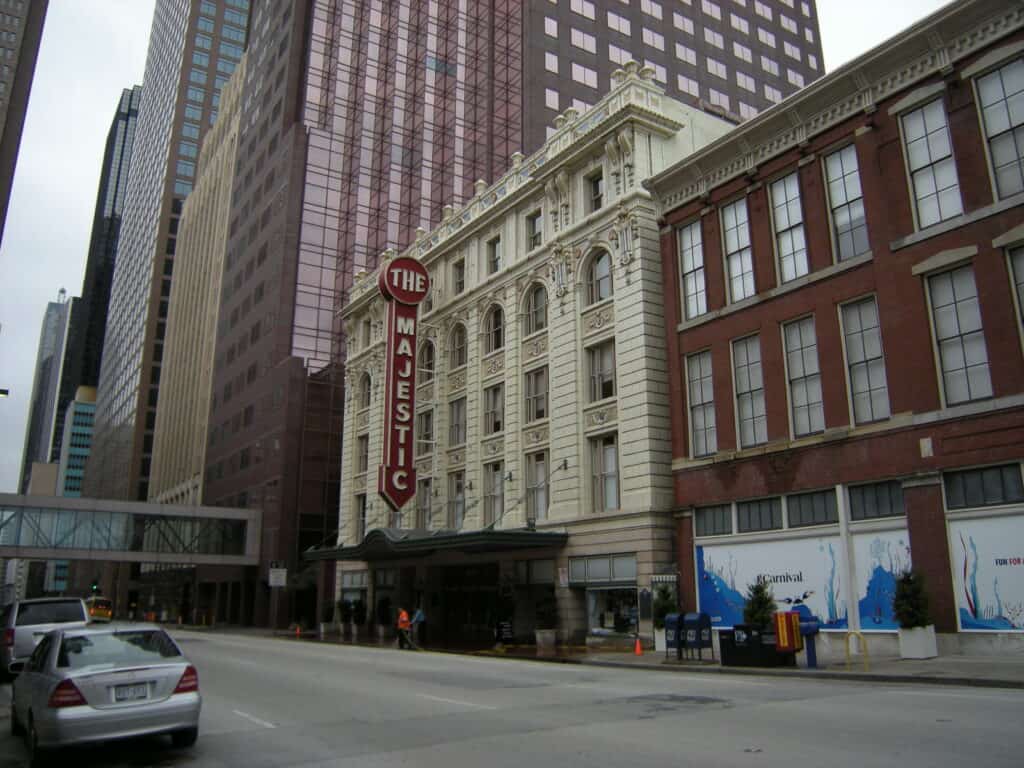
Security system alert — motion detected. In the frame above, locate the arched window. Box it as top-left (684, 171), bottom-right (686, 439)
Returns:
top-left (450, 324), bottom-right (468, 368)
top-left (586, 250), bottom-right (613, 305)
top-left (524, 284), bottom-right (548, 336)
top-left (358, 373), bottom-right (371, 410)
top-left (484, 306), bottom-right (504, 353)
top-left (419, 341), bottom-right (435, 382)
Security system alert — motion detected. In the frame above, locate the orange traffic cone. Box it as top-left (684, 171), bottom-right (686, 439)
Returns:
top-left (633, 635), bottom-right (643, 656)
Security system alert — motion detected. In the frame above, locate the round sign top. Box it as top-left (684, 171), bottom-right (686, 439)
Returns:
top-left (378, 257), bottom-right (430, 305)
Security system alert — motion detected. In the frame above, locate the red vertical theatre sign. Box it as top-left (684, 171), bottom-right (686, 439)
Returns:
top-left (377, 257), bottom-right (430, 511)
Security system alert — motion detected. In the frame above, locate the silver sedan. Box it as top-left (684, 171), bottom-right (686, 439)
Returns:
top-left (9, 623), bottom-right (201, 765)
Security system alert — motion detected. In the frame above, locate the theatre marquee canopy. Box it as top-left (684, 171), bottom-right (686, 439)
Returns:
top-left (303, 527), bottom-right (568, 562)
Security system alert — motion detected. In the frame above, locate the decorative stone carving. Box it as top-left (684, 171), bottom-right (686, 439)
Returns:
top-left (482, 438), bottom-right (504, 457)
top-left (353, 474), bottom-right (366, 491)
top-left (482, 351), bottom-right (505, 378)
top-left (449, 368), bottom-right (466, 392)
top-left (522, 334), bottom-right (548, 362)
top-left (582, 304), bottom-right (614, 335)
top-left (609, 207), bottom-right (637, 269)
top-left (523, 425), bottom-right (549, 446)
top-left (417, 380), bottom-right (435, 399)
top-left (356, 411), bottom-right (369, 429)
top-left (416, 459), bottom-right (433, 476)
top-left (447, 449), bottom-right (465, 467)
top-left (585, 405), bottom-right (618, 428)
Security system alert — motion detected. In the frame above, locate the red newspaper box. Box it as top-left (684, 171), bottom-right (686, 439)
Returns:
top-left (774, 611), bottom-right (804, 653)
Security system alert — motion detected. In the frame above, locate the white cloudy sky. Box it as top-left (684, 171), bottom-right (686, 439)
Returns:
top-left (0, 0), bottom-right (950, 492)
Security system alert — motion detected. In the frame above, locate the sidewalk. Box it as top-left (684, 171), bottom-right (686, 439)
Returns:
top-left (169, 625), bottom-right (1024, 690)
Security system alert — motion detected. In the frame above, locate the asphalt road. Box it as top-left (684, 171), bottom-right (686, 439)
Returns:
top-left (2, 629), bottom-right (1022, 767)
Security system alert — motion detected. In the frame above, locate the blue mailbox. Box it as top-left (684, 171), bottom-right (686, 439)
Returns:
top-left (664, 613), bottom-right (682, 657)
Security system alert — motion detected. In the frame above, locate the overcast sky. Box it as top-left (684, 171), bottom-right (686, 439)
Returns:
top-left (0, 0), bottom-right (950, 493)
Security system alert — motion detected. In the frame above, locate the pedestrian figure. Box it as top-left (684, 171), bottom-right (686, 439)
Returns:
top-left (396, 605), bottom-right (412, 649)
top-left (410, 606), bottom-right (425, 649)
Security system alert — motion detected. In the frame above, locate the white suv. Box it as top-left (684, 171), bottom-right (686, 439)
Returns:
top-left (1, 597), bottom-right (89, 676)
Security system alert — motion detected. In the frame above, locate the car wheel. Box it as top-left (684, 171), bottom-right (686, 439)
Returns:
top-left (25, 713), bottom-right (48, 767)
top-left (171, 726), bottom-right (199, 748)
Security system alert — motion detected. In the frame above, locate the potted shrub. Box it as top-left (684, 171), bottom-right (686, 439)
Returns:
top-left (893, 570), bottom-right (937, 659)
top-left (652, 585), bottom-right (675, 653)
top-left (351, 599), bottom-right (367, 642)
top-left (534, 591), bottom-right (558, 652)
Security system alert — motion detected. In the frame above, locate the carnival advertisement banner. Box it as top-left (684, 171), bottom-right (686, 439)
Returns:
top-left (697, 537), bottom-right (848, 630)
top-left (852, 529), bottom-right (911, 631)
top-left (949, 516), bottom-right (1024, 631)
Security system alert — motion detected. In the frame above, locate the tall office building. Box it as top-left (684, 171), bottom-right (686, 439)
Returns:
top-left (50, 86), bottom-right (142, 465)
top-left (195, 0), bottom-right (823, 626)
top-left (85, 0), bottom-right (249, 502)
top-left (0, 0), bottom-right (47, 247)
top-left (18, 290), bottom-right (72, 493)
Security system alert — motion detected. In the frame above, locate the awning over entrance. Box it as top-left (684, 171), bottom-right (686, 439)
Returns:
top-left (303, 527), bottom-right (568, 562)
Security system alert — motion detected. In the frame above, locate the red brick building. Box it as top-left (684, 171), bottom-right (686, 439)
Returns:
top-left (647, 0), bottom-right (1024, 653)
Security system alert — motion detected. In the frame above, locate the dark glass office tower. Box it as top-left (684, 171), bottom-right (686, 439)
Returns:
top-left (86, 0), bottom-right (249, 502)
top-left (50, 86), bottom-right (141, 465)
top-left (0, 0), bottom-right (47, 248)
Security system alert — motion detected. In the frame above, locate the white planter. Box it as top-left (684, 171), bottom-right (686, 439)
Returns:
top-left (535, 629), bottom-right (557, 650)
top-left (654, 628), bottom-right (666, 653)
top-left (898, 624), bottom-right (938, 659)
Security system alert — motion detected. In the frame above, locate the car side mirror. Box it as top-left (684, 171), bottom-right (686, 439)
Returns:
top-left (9, 661), bottom-right (25, 674)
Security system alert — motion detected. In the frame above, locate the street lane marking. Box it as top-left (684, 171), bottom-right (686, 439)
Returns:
top-left (232, 709), bottom-right (276, 728)
top-left (416, 693), bottom-right (497, 710)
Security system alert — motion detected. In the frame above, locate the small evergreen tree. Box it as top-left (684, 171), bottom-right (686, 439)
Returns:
top-left (653, 585), bottom-right (675, 630)
top-left (893, 570), bottom-right (931, 629)
top-left (743, 581), bottom-right (776, 628)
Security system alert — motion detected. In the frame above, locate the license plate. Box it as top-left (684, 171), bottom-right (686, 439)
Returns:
top-left (114, 683), bottom-right (148, 702)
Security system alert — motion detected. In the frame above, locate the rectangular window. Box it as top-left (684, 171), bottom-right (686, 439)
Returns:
top-left (416, 410), bottom-right (433, 456)
top-left (678, 220), bottom-right (706, 319)
top-left (483, 384), bottom-right (504, 434)
top-left (588, 340), bottom-right (616, 401)
top-left (678, 75), bottom-right (699, 97)
top-left (761, 55), bottom-right (779, 76)
top-left (976, 57), bottom-right (1024, 199)
top-left (544, 16), bottom-right (557, 37)
top-left (524, 366), bottom-right (548, 422)
top-left (944, 464), bottom-right (1024, 510)
top-left (416, 478), bottom-right (432, 529)
top-left (737, 71), bottom-right (756, 92)
top-left (733, 335), bottom-right (766, 447)
top-left (487, 236), bottom-right (502, 274)
top-left (781, 14), bottom-right (798, 33)
top-left (737, 498), bottom-right (782, 532)
top-left (527, 211), bottom-right (543, 249)
top-left (545, 87), bottom-right (559, 110)
top-left (357, 435), bottom-right (368, 473)
top-left (765, 85), bottom-right (783, 103)
top-left (928, 265), bottom-right (992, 405)
top-left (484, 461), bottom-right (504, 527)
top-left (673, 12), bottom-right (694, 34)
top-left (902, 99), bottom-right (963, 228)
top-left (642, 27), bottom-right (665, 51)
top-left (572, 62), bottom-right (598, 89)
top-left (784, 316), bottom-right (824, 436)
top-left (571, 0), bottom-right (595, 20)
top-left (687, 350), bottom-right (717, 457)
top-left (758, 27), bottom-right (776, 47)
top-left (704, 28), bottom-right (724, 49)
top-left (824, 145), bottom-right (869, 260)
top-left (734, 41), bottom-right (752, 63)
top-left (591, 433), bottom-right (620, 512)
top-left (706, 57), bottom-right (727, 79)
top-left (788, 490), bottom-right (838, 528)
top-left (572, 27), bottom-right (597, 54)
top-left (526, 451), bottom-right (549, 522)
top-left (452, 258), bottom-right (465, 294)
top-left (784, 41), bottom-right (801, 61)
top-left (1012, 247), bottom-right (1024, 330)
top-left (722, 198), bottom-right (754, 302)
top-left (695, 505), bottom-right (731, 536)
top-left (787, 69), bottom-right (805, 87)
top-left (849, 481), bottom-right (905, 521)
top-left (731, 13), bottom-right (749, 34)
top-left (645, 61), bottom-right (667, 84)
top-left (545, 51), bottom-right (558, 74)
top-left (709, 88), bottom-right (730, 110)
top-left (187, 85), bottom-right (205, 102)
top-left (354, 494), bottom-right (367, 540)
top-left (701, 0), bottom-right (721, 21)
top-left (449, 397), bottom-right (467, 445)
top-left (640, 0), bottom-right (662, 19)
top-left (739, 102), bottom-right (759, 120)
top-left (841, 297), bottom-right (890, 424)
top-left (607, 10), bottom-right (631, 35)
top-left (754, 0), bottom-right (772, 19)
top-left (609, 44), bottom-right (632, 66)
top-left (448, 471), bottom-right (465, 528)
top-left (771, 173), bottom-right (808, 282)
top-left (588, 169), bottom-right (604, 211)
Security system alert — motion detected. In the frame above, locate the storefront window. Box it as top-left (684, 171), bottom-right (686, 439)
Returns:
top-left (587, 588), bottom-right (638, 635)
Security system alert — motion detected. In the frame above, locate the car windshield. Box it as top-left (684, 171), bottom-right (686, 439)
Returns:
top-left (15, 601), bottom-right (86, 626)
top-left (58, 630), bottom-right (182, 669)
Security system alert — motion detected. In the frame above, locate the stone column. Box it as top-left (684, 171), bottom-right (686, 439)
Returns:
top-left (903, 474), bottom-right (956, 633)
top-left (675, 510), bottom-right (696, 612)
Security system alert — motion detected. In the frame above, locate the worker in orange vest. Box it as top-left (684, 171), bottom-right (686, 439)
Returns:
top-left (396, 606), bottom-right (412, 649)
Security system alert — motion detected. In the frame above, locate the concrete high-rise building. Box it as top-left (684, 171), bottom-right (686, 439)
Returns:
top-left (18, 291), bottom-right (72, 493)
top-left (86, 0), bottom-right (249, 502)
top-left (56, 386), bottom-right (96, 498)
top-left (50, 86), bottom-right (142, 466)
top-left (0, 0), bottom-right (47, 248)
top-left (149, 55), bottom-right (245, 506)
top-left (194, 0), bottom-right (823, 627)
